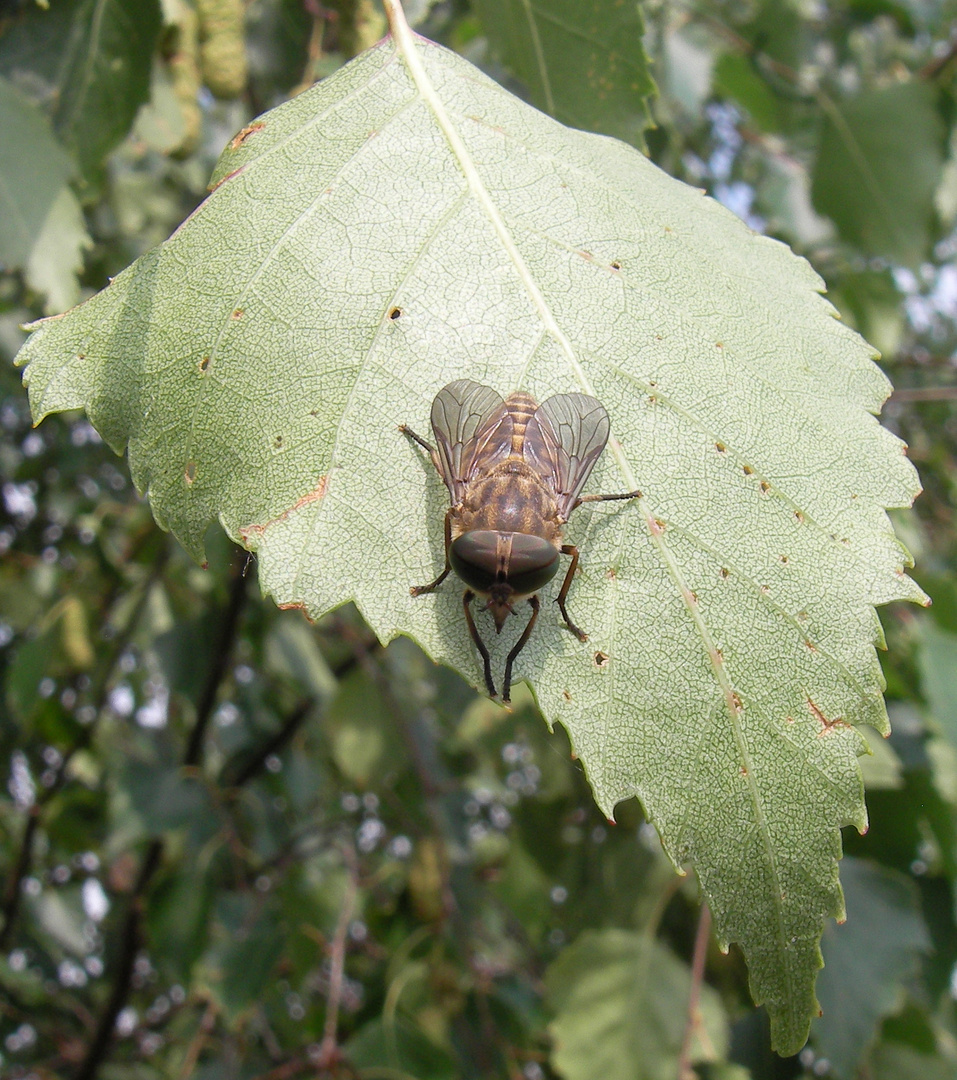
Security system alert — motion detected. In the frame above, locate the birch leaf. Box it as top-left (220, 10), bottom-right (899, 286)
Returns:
top-left (15, 26), bottom-right (924, 1053)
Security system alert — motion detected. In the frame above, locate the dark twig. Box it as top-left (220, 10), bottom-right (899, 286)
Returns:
top-left (677, 902), bottom-right (713, 1080)
top-left (224, 699), bottom-right (314, 788)
top-left (74, 839), bottom-right (164, 1080)
top-left (0, 546), bottom-right (170, 950)
top-left (184, 553), bottom-right (250, 767)
top-left (889, 386), bottom-right (957, 403)
top-left (75, 547), bottom-right (249, 1079)
top-left (316, 844), bottom-right (359, 1070)
top-left (0, 808), bottom-right (40, 953)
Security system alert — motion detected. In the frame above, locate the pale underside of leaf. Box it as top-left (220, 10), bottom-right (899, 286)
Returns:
top-left (17, 31), bottom-right (925, 1053)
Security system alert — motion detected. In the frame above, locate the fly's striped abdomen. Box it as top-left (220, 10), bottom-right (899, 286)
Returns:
top-left (504, 391), bottom-right (539, 457)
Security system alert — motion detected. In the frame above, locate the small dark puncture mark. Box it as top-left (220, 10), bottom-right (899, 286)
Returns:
top-left (274, 435), bottom-right (284, 448)
top-left (199, 355), bottom-right (210, 373)
top-left (610, 260), bottom-right (622, 270)
top-left (232, 308), bottom-right (244, 320)
top-left (594, 651), bottom-right (610, 669)
top-left (388, 307), bottom-right (402, 320)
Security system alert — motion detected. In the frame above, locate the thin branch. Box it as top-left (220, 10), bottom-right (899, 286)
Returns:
top-left (316, 845), bottom-right (359, 1070)
top-left (889, 386), bottom-right (957, 403)
top-left (74, 839), bottom-right (164, 1080)
top-left (224, 699), bottom-right (314, 788)
top-left (184, 552), bottom-right (250, 767)
top-left (677, 902), bottom-right (713, 1080)
top-left (0, 808), bottom-right (40, 953)
top-left (0, 545), bottom-right (169, 950)
top-left (75, 547), bottom-right (248, 1079)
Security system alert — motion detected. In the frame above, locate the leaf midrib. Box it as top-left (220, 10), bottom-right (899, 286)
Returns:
top-left (378, 27), bottom-right (795, 992)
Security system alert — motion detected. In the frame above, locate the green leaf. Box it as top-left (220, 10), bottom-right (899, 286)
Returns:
top-left (345, 1016), bottom-right (457, 1078)
top-left (811, 81), bottom-right (945, 267)
top-left (545, 928), bottom-right (728, 1080)
top-left (0, 0), bottom-right (162, 176)
top-left (15, 28), bottom-right (925, 1052)
top-left (470, 0), bottom-right (655, 146)
top-left (917, 621), bottom-right (957, 749)
top-left (24, 184), bottom-right (93, 315)
top-left (0, 76), bottom-right (76, 268)
top-left (814, 858), bottom-right (929, 1079)
top-left (870, 1042), bottom-right (957, 1080)
top-left (712, 51), bottom-right (785, 134)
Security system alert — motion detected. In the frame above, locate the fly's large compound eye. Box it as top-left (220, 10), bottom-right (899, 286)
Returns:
top-left (451, 531), bottom-right (560, 596)
top-left (505, 533), bottom-right (560, 595)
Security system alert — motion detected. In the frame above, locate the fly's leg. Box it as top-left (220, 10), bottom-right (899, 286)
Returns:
top-left (576, 488), bottom-right (642, 507)
top-left (399, 423), bottom-right (433, 453)
top-left (410, 508), bottom-right (452, 595)
top-left (399, 423), bottom-right (444, 478)
top-left (557, 545), bottom-right (588, 641)
top-left (463, 589), bottom-right (496, 698)
top-left (502, 595), bottom-right (540, 704)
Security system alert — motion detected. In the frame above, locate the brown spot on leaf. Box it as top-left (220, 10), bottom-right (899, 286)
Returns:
top-left (207, 166), bottom-right (244, 193)
top-left (389, 307), bottom-right (402, 320)
top-left (610, 261), bottom-right (621, 270)
top-left (232, 308), bottom-right (244, 320)
top-left (594, 651), bottom-right (610, 668)
top-left (720, 567), bottom-right (730, 579)
top-left (274, 435), bottom-right (283, 448)
top-left (760, 481), bottom-right (771, 493)
top-left (807, 697), bottom-right (848, 733)
top-left (715, 441), bottom-right (726, 453)
top-left (199, 355), bottom-right (210, 373)
top-left (240, 475), bottom-right (328, 541)
top-left (562, 689), bottom-right (572, 702)
top-left (743, 465), bottom-right (753, 476)
top-left (230, 121), bottom-right (266, 150)
top-left (185, 461), bottom-right (197, 485)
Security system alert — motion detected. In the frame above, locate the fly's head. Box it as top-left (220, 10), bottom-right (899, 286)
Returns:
top-left (450, 529), bottom-right (560, 631)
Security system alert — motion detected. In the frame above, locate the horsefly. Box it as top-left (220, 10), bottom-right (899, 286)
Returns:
top-left (400, 380), bottom-right (639, 701)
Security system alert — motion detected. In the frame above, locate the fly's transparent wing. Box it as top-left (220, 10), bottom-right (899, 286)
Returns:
top-left (525, 393), bottom-right (610, 519)
top-left (430, 380), bottom-right (512, 503)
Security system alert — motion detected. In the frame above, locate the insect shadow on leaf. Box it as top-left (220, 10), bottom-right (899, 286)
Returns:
top-left (400, 379), bottom-right (640, 702)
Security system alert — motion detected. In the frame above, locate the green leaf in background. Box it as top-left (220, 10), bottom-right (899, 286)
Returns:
top-left (917, 621), bottom-right (957, 749)
top-left (545, 928), bottom-right (728, 1080)
top-left (14, 20), bottom-right (925, 1052)
top-left (0, 76), bottom-right (90, 311)
top-left (0, 0), bottom-right (162, 177)
top-left (811, 80), bottom-right (945, 268)
top-left (471, 0), bottom-right (655, 146)
top-left (814, 857), bottom-right (930, 1078)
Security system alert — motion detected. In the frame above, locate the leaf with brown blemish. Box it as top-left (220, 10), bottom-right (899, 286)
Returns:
top-left (13, 23), bottom-right (925, 1055)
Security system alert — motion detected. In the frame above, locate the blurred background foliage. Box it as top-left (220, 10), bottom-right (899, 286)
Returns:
top-left (1, 0), bottom-right (957, 1077)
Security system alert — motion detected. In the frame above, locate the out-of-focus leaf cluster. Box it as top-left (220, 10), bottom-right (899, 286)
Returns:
top-left (1, 0), bottom-right (957, 1078)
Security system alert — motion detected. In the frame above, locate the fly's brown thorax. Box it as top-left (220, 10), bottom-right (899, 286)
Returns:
top-left (452, 466), bottom-right (562, 545)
